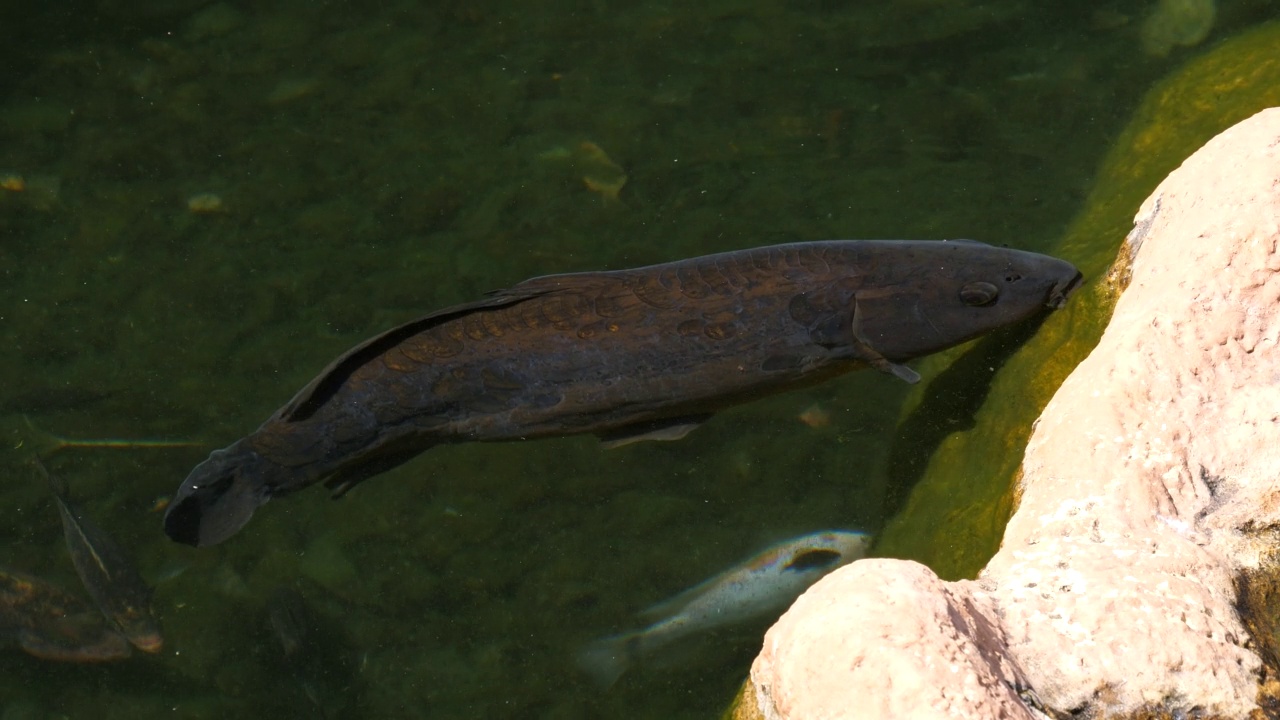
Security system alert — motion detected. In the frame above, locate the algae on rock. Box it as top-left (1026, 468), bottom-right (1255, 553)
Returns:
top-left (874, 21), bottom-right (1280, 581)
top-left (724, 18), bottom-right (1280, 720)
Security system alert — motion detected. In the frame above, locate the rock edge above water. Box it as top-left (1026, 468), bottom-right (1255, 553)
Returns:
top-left (744, 108), bottom-right (1280, 719)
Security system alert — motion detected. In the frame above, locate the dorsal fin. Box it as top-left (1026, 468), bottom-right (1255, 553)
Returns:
top-left (282, 290), bottom-right (547, 422)
top-left (486, 270), bottom-right (605, 297)
top-left (281, 270), bottom-right (622, 423)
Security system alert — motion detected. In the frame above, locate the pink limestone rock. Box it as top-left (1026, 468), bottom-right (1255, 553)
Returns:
top-left (747, 108), bottom-right (1280, 719)
top-left (752, 559), bottom-right (1036, 720)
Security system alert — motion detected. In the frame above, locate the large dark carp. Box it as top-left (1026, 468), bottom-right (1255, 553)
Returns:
top-left (164, 240), bottom-right (1081, 547)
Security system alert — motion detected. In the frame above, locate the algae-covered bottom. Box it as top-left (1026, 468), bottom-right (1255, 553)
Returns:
top-left (4, 1), bottom-right (1276, 719)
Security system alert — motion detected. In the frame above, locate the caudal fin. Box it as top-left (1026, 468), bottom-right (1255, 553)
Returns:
top-left (575, 632), bottom-right (642, 689)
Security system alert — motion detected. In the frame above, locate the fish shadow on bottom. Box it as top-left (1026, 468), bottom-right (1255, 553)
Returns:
top-left (883, 309), bottom-right (1060, 520)
top-left (263, 582), bottom-right (364, 720)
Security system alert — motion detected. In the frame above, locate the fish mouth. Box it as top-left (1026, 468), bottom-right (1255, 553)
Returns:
top-left (163, 475), bottom-right (268, 547)
top-left (1046, 270), bottom-right (1084, 309)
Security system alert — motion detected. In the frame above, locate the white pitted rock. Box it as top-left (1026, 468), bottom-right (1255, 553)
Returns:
top-left (749, 107), bottom-right (1280, 719)
top-left (752, 559), bottom-right (1035, 720)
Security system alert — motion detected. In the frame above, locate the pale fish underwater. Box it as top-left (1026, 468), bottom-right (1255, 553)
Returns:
top-left (37, 459), bottom-right (164, 654)
top-left (577, 529), bottom-right (871, 687)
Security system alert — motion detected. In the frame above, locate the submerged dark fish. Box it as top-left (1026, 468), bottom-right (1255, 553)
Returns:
top-left (38, 460), bottom-right (164, 653)
top-left (267, 587), bottom-right (359, 719)
top-left (165, 239), bottom-right (1081, 547)
top-left (0, 565), bottom-right (131, 663)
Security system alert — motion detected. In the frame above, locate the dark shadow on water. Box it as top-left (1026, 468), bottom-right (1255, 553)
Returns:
top-left (881, 309), bottom-right (1055, 522)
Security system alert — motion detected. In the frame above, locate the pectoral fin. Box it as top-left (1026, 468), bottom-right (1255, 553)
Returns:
top-left (851, 299), bottom-right (921, 384)
top-left (598, 414), bottom-right (712, 449)
top-left (882, 361), bottom-right (921, 384)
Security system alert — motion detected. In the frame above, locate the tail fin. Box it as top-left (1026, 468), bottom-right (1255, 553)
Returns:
top-left (575, 632), bottom-right (642, 689)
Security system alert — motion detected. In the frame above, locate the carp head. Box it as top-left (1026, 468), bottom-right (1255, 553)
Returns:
top-left (163, 442), bottom-right (272, 547)
top-left (850, 240), bottom-right (1081, 363)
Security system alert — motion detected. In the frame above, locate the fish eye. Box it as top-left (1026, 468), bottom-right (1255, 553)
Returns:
top-left (959, 281), bottom-right (999, 307)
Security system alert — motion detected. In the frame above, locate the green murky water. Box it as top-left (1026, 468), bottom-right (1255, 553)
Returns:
top-left (0, 1), bottom-right (1272, 718)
